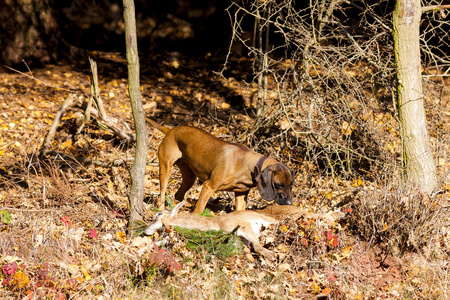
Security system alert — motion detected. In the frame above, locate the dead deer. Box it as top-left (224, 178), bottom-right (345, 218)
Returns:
top-left (145, 201), bottom-right (278, 260)
top-left (144, 201), bottom-right (344, 260)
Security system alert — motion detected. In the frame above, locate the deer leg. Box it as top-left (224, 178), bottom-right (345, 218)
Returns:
top-left (238, 224), bottom-right (275, 260)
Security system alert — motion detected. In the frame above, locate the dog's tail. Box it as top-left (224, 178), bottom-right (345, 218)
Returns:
top-left (145, 117), bottom-right (171, 135)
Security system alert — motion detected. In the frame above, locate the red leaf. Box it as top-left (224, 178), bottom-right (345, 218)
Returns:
top-left (2, 262), bottom-right (18, 276)
top-left (332, 236), bottom-right (339, 247)
top-left (60, 216), bottom-right (71, 227)
top-left (300, 238), bottom-right (309, 247)
top-left (327, 231), bottom-right (333, 241)
top-left (89, 229), bottom-right (98, 240)
top-left (327, 269), bottom-right (337, 282)
top-left (114, 210), bottom-right (125, 219)
top-left (343, 207), bottom-right (353, 214)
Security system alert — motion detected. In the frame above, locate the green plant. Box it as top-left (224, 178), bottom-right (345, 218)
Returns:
top-left (175, 226), bottom-right (244, 260)
top-left (1, 210), bottom-right (12, 224)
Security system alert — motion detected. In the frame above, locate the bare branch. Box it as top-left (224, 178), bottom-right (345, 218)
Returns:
top-left (422, 4), bottom-right (450, 13)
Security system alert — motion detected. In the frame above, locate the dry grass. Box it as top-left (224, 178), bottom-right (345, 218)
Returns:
top-left (1, 48), bottom-right (450, 299)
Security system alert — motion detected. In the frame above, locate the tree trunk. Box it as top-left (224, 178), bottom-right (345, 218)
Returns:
top-left (0, 0), bottom-right (63, 66)
top-left (392, 0), bottom-right (437, 194)
top-left (123, 0), bottom-right (148, 234)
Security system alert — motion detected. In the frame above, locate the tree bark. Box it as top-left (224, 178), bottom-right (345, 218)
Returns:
top-left (0, 0), bottom-right (63, 66)
top-left (392, 0), bottom-right (437, 194)
top-left (123, 0), bottom-right (148, 234)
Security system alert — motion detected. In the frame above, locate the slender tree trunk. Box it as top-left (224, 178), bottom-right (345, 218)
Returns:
top-left (123, 0), bottom-right (148, 234)
top-left (392, 0), bottom-right (437, 194)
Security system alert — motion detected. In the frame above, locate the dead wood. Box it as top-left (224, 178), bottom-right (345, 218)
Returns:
top-left (37, 58), bottom-right (135, 167)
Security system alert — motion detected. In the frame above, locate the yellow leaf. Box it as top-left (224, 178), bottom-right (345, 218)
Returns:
top-left (341, 246), bottom-right (352, 258)
top-left (165, 96), bottom-right (173, 104)
top-left (60, 140), bottom-right (72, 149)
top-left (116, 231), bottom-right (126, 243)
top-left (172, 60), bottom-right (180, 68)
top-left (296, 271), bottom-right (308, 282)
top-left (385, 141), bottom-right (397, 153)
top-left (341, 121), bottom-right (355, 135)
top-left (326, 192), bottom-right (333, 200)
top-left (353, 179), bottom-right (363, 187)
top-left (310, 282), bottom-right (321, 294)
top-left (80, 266), bottom-right (91, 281)
top-left (281, 224), bottom-right (288, 232)
top-left (235, 280), bottom-right (243, 295)
top-left (13, 270), bottom-right (30, 288)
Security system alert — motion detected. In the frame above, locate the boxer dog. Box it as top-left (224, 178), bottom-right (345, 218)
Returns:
top-left (146, 118), bottom-right (294, 214)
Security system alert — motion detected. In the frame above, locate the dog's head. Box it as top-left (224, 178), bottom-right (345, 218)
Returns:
top-left (254, 163), bottom-right (293, 205)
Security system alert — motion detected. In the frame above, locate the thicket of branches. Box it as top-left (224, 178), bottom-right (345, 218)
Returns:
top-left (223, 0), bottom-right (450, 255)
top-left (225, 0), bottom-right (449, 181)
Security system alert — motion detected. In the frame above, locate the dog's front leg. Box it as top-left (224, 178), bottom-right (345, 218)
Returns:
top-left (235, 191), bottom-right (249, 211)
top-left (192, 181), bottom-right (216, 214)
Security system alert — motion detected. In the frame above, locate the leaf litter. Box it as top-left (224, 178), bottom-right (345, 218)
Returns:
top-left (0, 51), bottom-right (450, 299)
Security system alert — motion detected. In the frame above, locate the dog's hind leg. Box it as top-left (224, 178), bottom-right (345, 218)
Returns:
top-left (157, 161), bottom-right (173, 210)
top-left (175, 160), bottom-right (197, 201)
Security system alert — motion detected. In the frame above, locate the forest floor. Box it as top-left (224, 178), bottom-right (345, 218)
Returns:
top-left (1, 50), bottom-right (450, 299)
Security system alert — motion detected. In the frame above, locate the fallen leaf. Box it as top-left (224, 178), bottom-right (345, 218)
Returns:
top-left (80, 266), bottom-right (91, 281)
top-left (1, 210), bottom-right (12, 224)
top-left (116, 231), bottom-right (126, 243)
top-left (2, 262), bottom-right (17, 276)
top-left (12, 270), bottom-right (30, 288)
top-left (327, 269), bottom-right (337, 282)
top-left (88, 229), bottom-right (98, 240)
top-left (60, 216), bottom-right (71, 227)
top-left (277, 244), bottom-right (289, 253)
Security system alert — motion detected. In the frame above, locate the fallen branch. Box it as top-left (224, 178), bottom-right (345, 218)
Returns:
top-left (41, 94), bottom-right (76, 152)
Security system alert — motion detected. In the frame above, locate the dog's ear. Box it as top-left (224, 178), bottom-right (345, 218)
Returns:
top-left (255, 166), bottom-right (276, 200)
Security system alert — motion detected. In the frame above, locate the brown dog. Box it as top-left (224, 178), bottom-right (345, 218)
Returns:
top-left (146, 118), bottom-right (294, 214)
